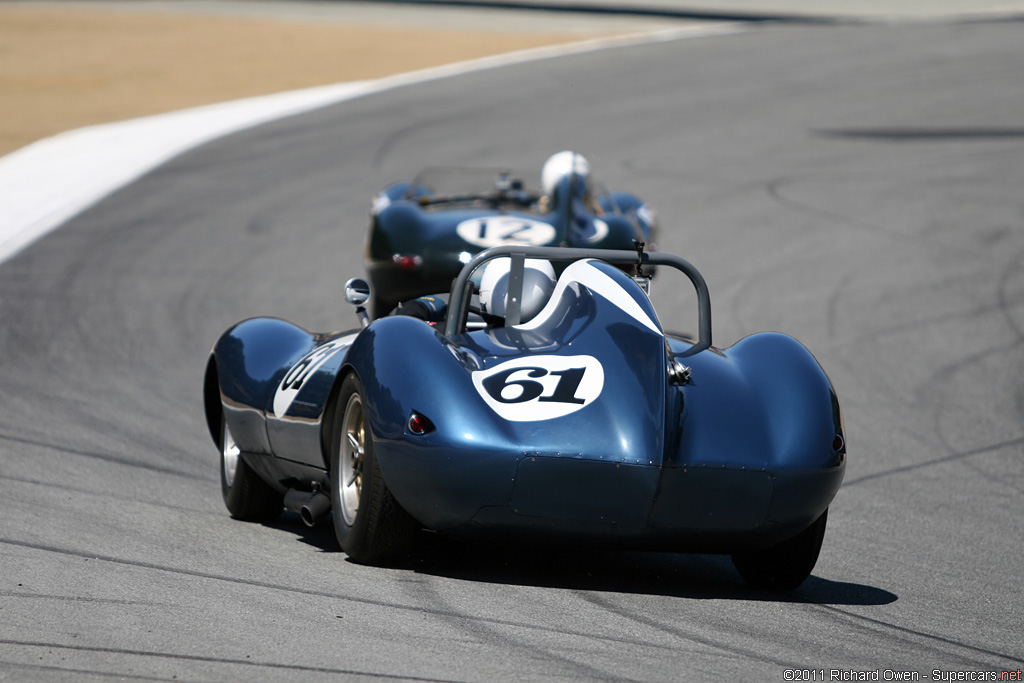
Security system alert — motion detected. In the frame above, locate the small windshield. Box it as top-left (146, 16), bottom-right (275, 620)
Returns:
top-left (405, 167), bottom-right (616, 214)
top-left (403, 167), bottom-right (534, 209)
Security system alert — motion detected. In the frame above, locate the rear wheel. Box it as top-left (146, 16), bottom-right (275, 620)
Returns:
top-left (731, 509), bottom-right (828, 591)
top-left (220, 417), bottom-right (282, 522)
top-left (330, 373), bottom-right (418, 564)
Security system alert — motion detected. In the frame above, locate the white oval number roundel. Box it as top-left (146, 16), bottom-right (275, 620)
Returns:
top-left (273, 337), bottom-right (354, 417)
top-left (456, 216), bottom-right (556, 248)
top-left (472, 355), bottom-right (604, 421)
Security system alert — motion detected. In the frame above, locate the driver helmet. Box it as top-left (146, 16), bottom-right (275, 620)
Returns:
top-left (479, 257), bottom-right (556, 324)
top-left (541, 151), bottom-right (591, 200)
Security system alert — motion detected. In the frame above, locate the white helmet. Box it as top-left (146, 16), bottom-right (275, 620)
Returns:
top-left (479, 258), bottom-right (556, 324)
top-left (541, 151), bottom-right (591, 198)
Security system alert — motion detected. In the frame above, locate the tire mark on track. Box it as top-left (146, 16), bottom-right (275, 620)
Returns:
top-left (0, 639), bottom-right (459, 682)
top-left (843, 299), bottom-right (1010, 348)
top-left (0, 660), bottom-right (180, 683)
top-left (996, 248), bottom-right (1024, 344)
top-left (0, 432), bottom-right (213, 482)
top-left (0, 474), bottom-right (209, 515)
top-left (841, 435), bottom-right (1024, 487)
top-left (826, 270), bottom-right (858, 340)
top-left (398, 577), bottom-right (637, 682)
top-left (372, 116), bottom-right (450, 172)
top-left (717, 246), bottom-right (801, 340)
top-left (0, 538), bottom-right (693, 654)
top-left (573, 591), bottom-right (797, 669)
top-left (765, 173), bottom-right (1023, 262)
top-left (0, 590), bottom-right (166, 608)
top-left (994, 251), bottom-right (1024, 429)
top-left (809, 605), bottom-right (1024, 666)
top-left (913, 334), bottom-right (1024, 490)
top-left (907, 249), bottom-right (1024, 490)
top-left (765, 176), bottom-right (902, 243)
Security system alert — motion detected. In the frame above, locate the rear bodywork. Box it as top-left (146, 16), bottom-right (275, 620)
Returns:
top-left (205, 247), bottom-right (844, 554)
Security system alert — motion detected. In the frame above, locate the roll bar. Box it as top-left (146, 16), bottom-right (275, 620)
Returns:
top-left (443, 245), bottom-right (713, 355)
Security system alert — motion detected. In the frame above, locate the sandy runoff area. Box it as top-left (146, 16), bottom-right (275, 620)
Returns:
top-left (0, 2), bottom-right (635, 157)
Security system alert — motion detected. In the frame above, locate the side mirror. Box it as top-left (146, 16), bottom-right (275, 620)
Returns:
top-left (345, 278), bottom-right (371, 306)
top-left (344, 278), bottom-right (371, 327)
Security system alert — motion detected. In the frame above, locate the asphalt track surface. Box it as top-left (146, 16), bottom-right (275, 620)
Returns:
top-left (1, 19), bottom-right (1023, 682)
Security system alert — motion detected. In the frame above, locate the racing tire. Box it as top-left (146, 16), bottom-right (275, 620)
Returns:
top-left (220, 416), bottom-right (283, 522)
top-left (330, 373), bottom-right (418, 565)
top-left (731, 509), bottom-right (828, 591)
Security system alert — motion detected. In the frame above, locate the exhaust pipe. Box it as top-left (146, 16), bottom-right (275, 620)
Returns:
top-left (284, 486), bottom-right (332, 527)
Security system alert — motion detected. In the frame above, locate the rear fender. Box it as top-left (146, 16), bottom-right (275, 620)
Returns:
top-left (208, 317), bottom-right (318, 456)
top-left (663, 332), bottom-right (845, 533)
top-left (342, 316), bottom-right (512, 527)
top-left (343, 318), bottom-right (474, 438)
top-left (674, 332), bottom-right (842, 470)
top-left (727, 332), bottom-right (845, 527)
top-left (728, 332), bottom-right (843, 472)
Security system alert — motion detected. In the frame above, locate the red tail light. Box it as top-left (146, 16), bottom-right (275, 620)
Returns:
top-left (407, 412), bottom-right (434, 435)
top-left (391, 254), bottom-right (423, 270)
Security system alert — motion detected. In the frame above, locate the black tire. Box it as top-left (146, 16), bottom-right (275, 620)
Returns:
top-left (330, 373), bottom-right (418, 565)
top-left (219, 416), bottom-right (283, 522)
top-left (731, 509), bottom-right (828, 591)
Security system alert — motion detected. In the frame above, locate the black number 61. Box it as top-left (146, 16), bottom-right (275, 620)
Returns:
top-left (481, 367), bottom-right (587, 405)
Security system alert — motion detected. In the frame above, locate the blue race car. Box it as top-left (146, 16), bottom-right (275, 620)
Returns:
top-left (204, 245), bottom-right (845, 590)
top-left (365, 151), bottom-right (657, 317)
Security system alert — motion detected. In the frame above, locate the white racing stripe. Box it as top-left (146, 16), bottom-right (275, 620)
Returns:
top-left (516, 259), bottom-right (663, 334)
top-left (0, 22), bottom-right (742, 265)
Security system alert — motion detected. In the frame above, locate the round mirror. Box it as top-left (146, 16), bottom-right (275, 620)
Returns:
top-left (344, 278), bottom-right (371, 307)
